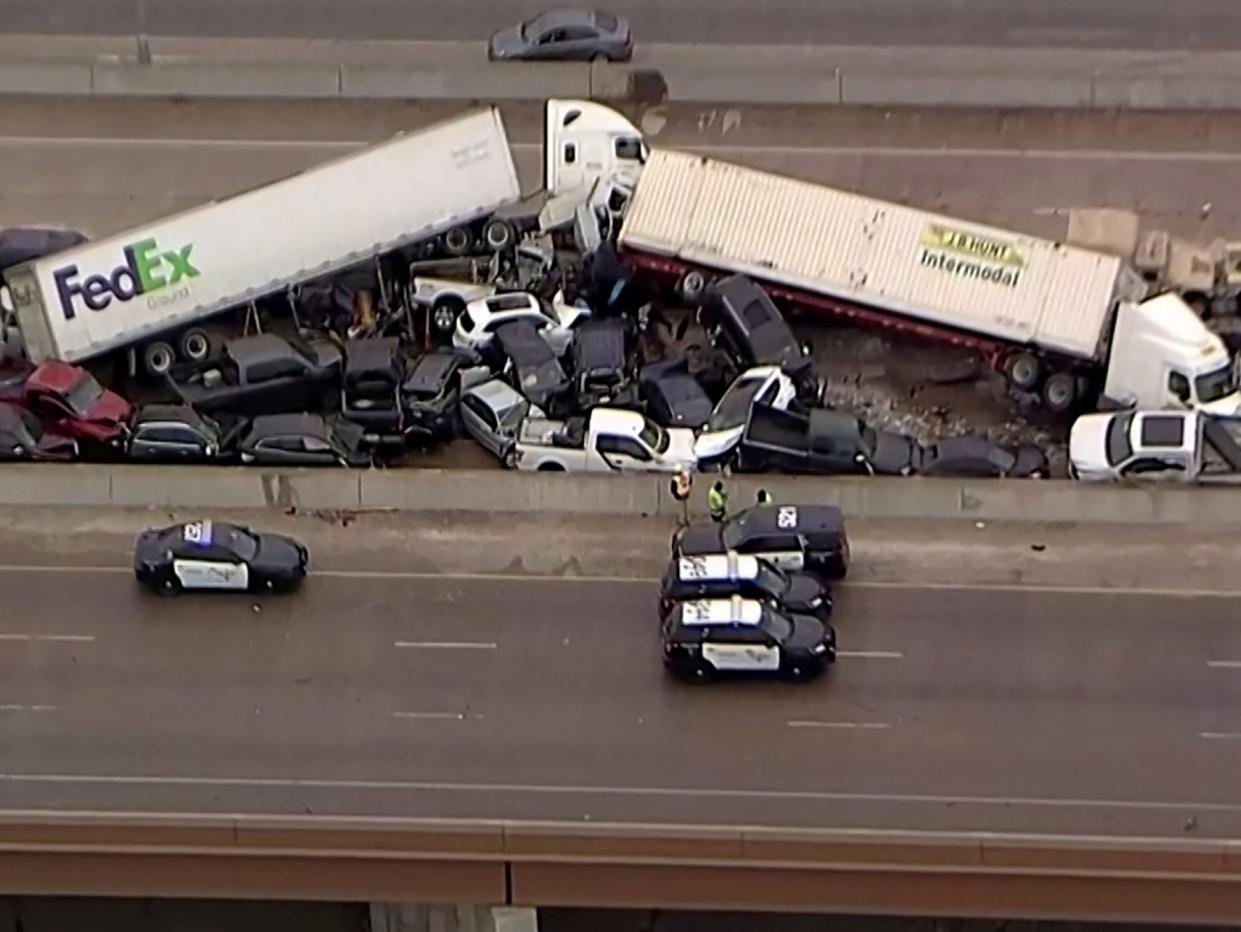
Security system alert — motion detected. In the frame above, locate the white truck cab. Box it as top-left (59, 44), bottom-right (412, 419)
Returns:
top-left (544, 99), bottom-right (646, 221)
top-left (1104, 293), bottom-right (1241, 414)
top-left (514, 407), bottom-right (697, 473)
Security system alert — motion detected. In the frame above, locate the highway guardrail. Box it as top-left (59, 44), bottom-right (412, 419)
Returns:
top-left (4, 463), bottom-right (1241, 525)
top-left (3, 34), bottom-right (1241, 109)
top-left (0, 811), bottom-right (1239, 923)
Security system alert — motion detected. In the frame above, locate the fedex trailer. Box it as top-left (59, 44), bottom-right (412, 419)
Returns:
top-left (3, 108), bottom-right (522, 376)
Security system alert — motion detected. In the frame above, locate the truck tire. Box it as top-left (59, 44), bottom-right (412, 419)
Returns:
top-left (432, 297), bottom-right (465, 335)
top-left (1004, 353), bottom-right (1040, 391)
top-left (179, 328), bottom-right (211, 363)
top-left (678, 270), bottom-right (707, 305)
top-left (483, 218), bottom-right (515, 253)
top-left (443, 226), bottom-right (472, 256)
top-left (1042, 371), bottom-right (1078, 413)
top-left (143, 340), bottom-right (176, 377)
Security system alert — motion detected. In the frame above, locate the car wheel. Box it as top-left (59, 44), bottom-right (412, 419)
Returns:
top-left (180, 328), bottom-right (212, 363)
top-left (1004, 353), bottom-right (1040, 391)
top-left (143, 340), bottom-right (176, 377)
top-left (433, 298), bottom-right (465, 335)
top-left (443, 226), bottom-right (472, 256)
top-left (678, 270), bottom-right (707, 305)
top-left (787, 663), bottom-right (810, 682)
top-left (1042, 371), bottom-right (1077, 413)
top-left (483, 218), bottom-right (515, 253)
top-left (157, 575), bottom-right (182, 597)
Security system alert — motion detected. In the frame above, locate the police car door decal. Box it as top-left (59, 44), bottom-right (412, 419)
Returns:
top-left (173, 521), bottom-right (249, 590)
top-left (763, 507), bottom-right (804, 570)
top-left (703, 643), bottom-right (781, 671)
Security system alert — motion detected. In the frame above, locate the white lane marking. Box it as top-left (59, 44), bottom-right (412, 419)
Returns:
top-left (4, 772), bottom-right (1238, 814)
top-left (0, 705), bottom-right (56, 712)
top-left (0, 563), bottom-right (1237, 598)
top-left (2, 135), bottom-right (1240, 163)
top-left (393, 641), bottom-right (497, 650)
top-left (389, 711), bottom-right (481, 721)
top-left (1206, 660), bottom-right (1241, 669)
top-left (787, 720), bottom-right (891, 730)
top-left (0, 633), bottom-right (95, 643)
top-left (1200, 731), bottom-right (1241, 741)
top-left (837, 650), bottom-right (903, 660)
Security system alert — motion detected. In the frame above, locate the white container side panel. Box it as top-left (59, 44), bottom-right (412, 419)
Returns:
top-left (621, 150), bottom-right (1123, 360)
top-left (21, 108), bottom-right (520, 362)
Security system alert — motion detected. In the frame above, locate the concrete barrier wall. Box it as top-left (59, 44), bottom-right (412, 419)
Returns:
top-left (6, 464), bottom-right (1241, 526)
top-left (3, 35), bottom-right (1241, 109)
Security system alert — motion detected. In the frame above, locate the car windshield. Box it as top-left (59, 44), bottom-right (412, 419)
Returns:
top-left (639, 417), bottom-right (670, 453)
top-left (1106, 413), bottom-right (1135, 466)
top-left (720, 521), bottom-right (745, 550)
top-left (752, 561), bottom-right (788, 596)
top-left (707, 378), bottom-right (766, 431)
top-left (758, 610), bottom-right (793, 641)
top-left (520, 15), bottom-right (547, 40)
top-left (222, 525), bottom-right (259, 562)
top-left (1196, 363), bottom-right (1236, 404)
top-left (64, 373), bottom-right (105, 416)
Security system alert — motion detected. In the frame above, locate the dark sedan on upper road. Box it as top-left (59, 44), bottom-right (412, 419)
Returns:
top-left (488, 9), bottom-right (633, 61)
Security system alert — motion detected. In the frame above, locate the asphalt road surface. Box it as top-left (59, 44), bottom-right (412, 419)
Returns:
top-left (1, 508), bottom-right (1240, 841)
top-left (1, 98), bottom-right (1239, 243)
top-left (3, 0), bottom-right (1238, 48)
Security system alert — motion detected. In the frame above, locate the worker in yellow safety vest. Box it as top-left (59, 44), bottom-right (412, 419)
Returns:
top-left (707, 481), bottom-right (728, 523)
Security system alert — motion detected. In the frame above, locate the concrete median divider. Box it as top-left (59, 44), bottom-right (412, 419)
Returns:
top-left (6, 34), bottom-right (1241, 109)
top-left (4, 464), bottom-right (1241, 525)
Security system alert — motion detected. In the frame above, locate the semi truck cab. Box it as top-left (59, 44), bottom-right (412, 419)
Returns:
top-left (544, 99), bottom-right (646, 221)
top-left (1103, 293), bottom-right (1241, 414)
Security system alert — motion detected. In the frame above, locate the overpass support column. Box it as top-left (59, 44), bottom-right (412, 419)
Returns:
top-left (369, 904), bottom-right (538, 932)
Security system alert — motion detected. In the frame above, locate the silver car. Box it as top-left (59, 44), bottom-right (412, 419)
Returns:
top-left (488, 9), bottom-right (633, 62)
top-left (460, 378), bottom-right (546, 463)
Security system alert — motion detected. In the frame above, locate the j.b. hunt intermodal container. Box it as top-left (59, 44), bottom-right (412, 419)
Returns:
top-left (618, 149), bottom-right (1134, 364)
top-left (5, 108), bottom-right (521, 366)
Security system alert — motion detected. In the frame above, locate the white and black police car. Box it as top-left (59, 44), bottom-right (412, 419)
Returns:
top-left (672, 504), bottom-right (849, 581)
top-left (133, 520), bottom-right (310, 596)
top-left (660, 552), bottom-right (833, 619)
top-left (661, 594), bottom-right (837, 683)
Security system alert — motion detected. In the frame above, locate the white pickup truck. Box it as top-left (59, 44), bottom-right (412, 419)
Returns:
top-left (512, 407), bottom-right (698, 473)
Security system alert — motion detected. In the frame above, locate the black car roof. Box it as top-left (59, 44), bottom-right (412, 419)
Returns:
top-left (572, 318), bottom-right (627, 369)
top-left (226, 333), bottom-right (313, 364)
top-left (731, 504), bottom-right (845, 537)
top-left (133, 403), bottom-right (215, 431)
top-left (406, 350), bottom-right (463, 392)
top-left (709, 275), bottom-right (809, 372)
top-left (246, 412), bottom-right (330, 440)
top-left (344, 337), bottom-right (400, 375)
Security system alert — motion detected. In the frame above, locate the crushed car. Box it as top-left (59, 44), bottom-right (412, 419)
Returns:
top-left (238, 412), bottom-right (370, 467)
top-left (0, 401), bottom-right (76, 461)
top-left (21, 360), bottom-right (132, 447)
top-left (170, 333), bottom-right (342, 416)
top-left (127, 404), bottom-right (232, 463)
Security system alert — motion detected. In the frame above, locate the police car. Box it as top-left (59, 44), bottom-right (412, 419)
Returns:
top-left (660, 552), bottom-right (833, 619)
top-left (133, 520), bottom-right (310, 596)
top-left (672, 504), bottom-right (849, 580)
top-left (661, 595), bottom-right (837, 683)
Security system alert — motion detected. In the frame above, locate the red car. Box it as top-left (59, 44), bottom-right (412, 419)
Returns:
top-left (22, 361), bottom-right (132, 446)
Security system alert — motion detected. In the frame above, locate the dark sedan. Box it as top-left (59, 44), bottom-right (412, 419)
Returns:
top-left (239, 413), bottom-right (370, 468)
top-left (917, 435), bottom-right (1048, 479)
top-left (488, 9), bottom-right (633, 61)
top-left (133, 520), bottom-right (309, 596)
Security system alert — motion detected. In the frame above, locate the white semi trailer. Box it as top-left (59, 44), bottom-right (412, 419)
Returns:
top-left (2, 109), bottom-right (523, 376)
top-left (616, 149), bottom-right (1240, 414)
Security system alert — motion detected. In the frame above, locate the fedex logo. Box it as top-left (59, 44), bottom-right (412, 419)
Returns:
top-left (53, 237), bottom-right (200, 320)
